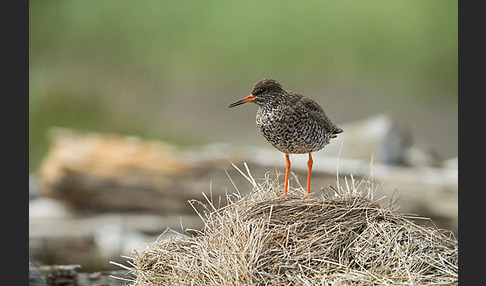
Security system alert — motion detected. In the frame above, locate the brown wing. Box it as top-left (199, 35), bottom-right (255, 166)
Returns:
top-left (298, 95), bottom-right (343, 137)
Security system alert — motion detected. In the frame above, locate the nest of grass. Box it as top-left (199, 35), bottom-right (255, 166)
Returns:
top-left (123, 164), bottom-right (458, 285)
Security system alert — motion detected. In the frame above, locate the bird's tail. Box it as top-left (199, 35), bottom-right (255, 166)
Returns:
top-left (330, 127), bottom-right (343, 138)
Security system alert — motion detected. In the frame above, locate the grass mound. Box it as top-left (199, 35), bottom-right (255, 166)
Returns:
top-left (125, 165), bottom-right (458, 285)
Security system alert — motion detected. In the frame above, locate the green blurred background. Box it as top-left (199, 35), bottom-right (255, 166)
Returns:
top-left (29, 0), bottom-right (457, 172)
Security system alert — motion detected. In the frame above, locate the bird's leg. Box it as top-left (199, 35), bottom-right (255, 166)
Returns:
top-left (284, 154), bottom-right (290, 196)
top-left (306, 153), bottom-right (313, 198)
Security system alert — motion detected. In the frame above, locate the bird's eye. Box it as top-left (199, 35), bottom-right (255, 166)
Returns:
top-left (260, 88), bottom-right (268, 94)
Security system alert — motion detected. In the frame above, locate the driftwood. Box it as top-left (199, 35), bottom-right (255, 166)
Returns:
top-left (30, 117), bottom-right (457, 270)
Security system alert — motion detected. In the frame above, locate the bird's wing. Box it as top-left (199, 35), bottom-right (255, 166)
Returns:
top-left (298, 95), bottom-right (343, 136)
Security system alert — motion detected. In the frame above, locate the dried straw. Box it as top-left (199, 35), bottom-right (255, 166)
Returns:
top-left (123, 164), bottom-right (458, 285)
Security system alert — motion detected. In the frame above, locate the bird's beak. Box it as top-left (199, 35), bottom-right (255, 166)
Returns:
top-left (228, 94), bottom-right (256, 108)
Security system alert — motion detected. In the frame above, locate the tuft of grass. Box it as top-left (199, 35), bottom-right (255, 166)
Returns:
top-left (119, 164), bottom-right (458, 285)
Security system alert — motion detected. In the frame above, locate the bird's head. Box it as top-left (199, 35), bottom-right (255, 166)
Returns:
top-left (228, 79), bottom-right (284, 108)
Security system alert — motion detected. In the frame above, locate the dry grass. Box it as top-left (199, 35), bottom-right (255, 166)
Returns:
top-left (121, 164), bottom-right (458, 285)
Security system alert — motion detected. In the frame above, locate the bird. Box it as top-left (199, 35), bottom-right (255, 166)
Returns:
top-left (228, 79), bottom-right (343, 198)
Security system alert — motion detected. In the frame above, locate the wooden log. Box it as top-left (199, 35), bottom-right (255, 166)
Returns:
top-left (38, 128), bottom-right (200, 213)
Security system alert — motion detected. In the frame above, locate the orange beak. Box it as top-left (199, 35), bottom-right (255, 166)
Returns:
top-left (228, 94), bottom-right (256, 108)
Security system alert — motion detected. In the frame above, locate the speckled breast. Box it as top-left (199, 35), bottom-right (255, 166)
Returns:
top-left (255, 106), bottom-right (331, 154)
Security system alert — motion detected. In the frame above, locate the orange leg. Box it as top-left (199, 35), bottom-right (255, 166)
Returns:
top-left (306, 153), bottom-right (313, 198)
top-left (284, 154), bottom-right (291, 196)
